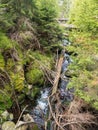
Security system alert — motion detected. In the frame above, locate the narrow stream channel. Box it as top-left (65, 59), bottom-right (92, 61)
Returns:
top-left (29, 39), bottom-right (74, 130)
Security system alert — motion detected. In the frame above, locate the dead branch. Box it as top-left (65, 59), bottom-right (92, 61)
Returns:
top-left (15, 105), bottom-right (28, 128)
top-left (52, 56), bottom-right (64, 95)
top-left (48, 96), bottom-right (65, 130)
top-left (15, 121), bottom-right (35, 129)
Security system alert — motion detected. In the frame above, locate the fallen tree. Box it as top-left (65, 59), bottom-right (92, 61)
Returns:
top-left (52, 55), bottom-right (64, 95)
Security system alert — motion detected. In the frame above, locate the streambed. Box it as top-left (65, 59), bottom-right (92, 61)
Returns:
top-left (29, 39), bottom-right (74, 130)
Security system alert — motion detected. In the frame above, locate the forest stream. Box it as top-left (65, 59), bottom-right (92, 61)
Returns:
top-left (1, 38), bottom-right (98, 130)
top-left (26, 39), bottom-right (74, 130)
top-left (0, 0), bottom-right (98, 130)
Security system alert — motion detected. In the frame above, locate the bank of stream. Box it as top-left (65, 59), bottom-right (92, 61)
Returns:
top-left (27, 39), bottom-right (73, 130)
top-left (1, 37), bottom-right (98, 130)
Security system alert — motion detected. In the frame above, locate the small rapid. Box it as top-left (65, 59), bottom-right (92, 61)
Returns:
top-left (29, 39), bottom-right (74, 130)
top-left (29, 88), bottom-right (50, 129)
top-left (60, 52), bottom-right (74, 101)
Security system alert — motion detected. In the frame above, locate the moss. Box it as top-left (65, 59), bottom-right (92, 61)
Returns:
top-left (32, 124), bottom-right (40, 130)
top-left (5, 58), bottom-right (25, 92)
top-left (10, 72), bottom-right (24, 91)
top-left (30, 51), bottom-right (53, 68)
top-left (25, 51), bottom-right (53, 85)
top-left (31, 87), bottom-right (40, 99)
top-left (6, 59), bottom-right (15, 71)
top-left (0, 53), bottom-right (5, 69)
top-left (26, 68), bottom-right (44, 85)
top-left (0, 32), bottom-right (13, 50)
top-left (93, 102), bottom-right (98, 110)
top-left (0, 86), bottom-right (12, 111)
top-left (6, 61), bottom-right (24, 91)
top-left (66, 45), bottom-right (77, 54)
top-left (18, 94), bottom-right (25, 104)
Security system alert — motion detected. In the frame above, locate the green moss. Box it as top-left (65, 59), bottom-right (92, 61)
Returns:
top-left (31, 87), bottom-right (40, 98)
top-left (25, 51), bottom-right (53, 85)
top-left (66, 45), bottom-right (77, 54)
top-left (5, 58), bottom-right (25, 92)
top-left (6, 59), bottom-right (15, 71)
top-left (93, 102), bottom-right (98, 110)
top-left (0, 53), bottom-right (5, 69)
top-left (18, 94), bottom-right (25, 104)
top-left (26, 68), bottom-right (44, 85)
top-left (10, 72), bottom-right (24, 91)
top-left (0, 32), bottom-right (13, 50)
top-left (30, 51), bottom-right (53, 68)
top-left (32, 124), bottom-right (40, 130)
top-left (0, 87), bottom-right (12, 111)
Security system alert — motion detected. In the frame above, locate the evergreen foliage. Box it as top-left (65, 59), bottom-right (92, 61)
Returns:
top-left (69, 0), bottom-right (98, 32)
top-left (0, 0), bottom-right (60, 112)
top-left (67, 0), bottom-right (98, 109)
top-left (0, 0), bottom-right (98, 121)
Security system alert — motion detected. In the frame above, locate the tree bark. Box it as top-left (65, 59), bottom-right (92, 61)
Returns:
top-left (52, 56), bottom-right (64, 95)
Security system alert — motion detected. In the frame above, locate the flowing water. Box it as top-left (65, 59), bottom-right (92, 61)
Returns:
top-left (30, 88), bottom-right (50, 129)
top-left (30, 39), bottom-right (74, 130)
top-left (60, 50), bottom-right (74, 101)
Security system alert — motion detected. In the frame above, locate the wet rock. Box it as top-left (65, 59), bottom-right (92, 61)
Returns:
top-left (62, 39), bottom-right (71, 46)
top-left (1, 111), bottom-right (13, 121)
top-left (2, 121), bottom-right (15, 130)
top-left (64, 53), bottom-right (73, 63)
top-left (23, 114), bottom-right (34, 122)
top-left (28, 85), bottom-right (32, 89)
top-left (16, 125), bottom-right (28, 130)
top-left (9, 114), bottom-right (13, 121)
top-left (1, 111), bottom-right (9, 121)
top-left (60, 80), bottom-right (68, 89)
top-left (62, 60), bottom-right (69, 72)
top-left (60, 89), bottom-right (74, 101)
top-left (33, 108), bottom-right (43, 118)
top-left (15, 121), bottom-right (28, 130)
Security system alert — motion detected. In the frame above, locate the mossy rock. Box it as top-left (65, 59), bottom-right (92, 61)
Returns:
top-left (15, 121), bottom-right (29, 130)
top-left (2, 121), bottom-right (15, 130)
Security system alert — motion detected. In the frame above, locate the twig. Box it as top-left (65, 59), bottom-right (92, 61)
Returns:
top-left (15, 121), bottom-right (40, 128)
top-left (15, 105), bottom-right (28, 128)
top-left (48, 96), bottom-right (65, 130)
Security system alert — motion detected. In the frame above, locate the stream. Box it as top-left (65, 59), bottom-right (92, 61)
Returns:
top-left (29, 39), bottom-right (74, 130)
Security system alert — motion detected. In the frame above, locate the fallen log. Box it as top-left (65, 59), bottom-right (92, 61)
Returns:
top-left (52, 55), bottom-right (64, 95)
